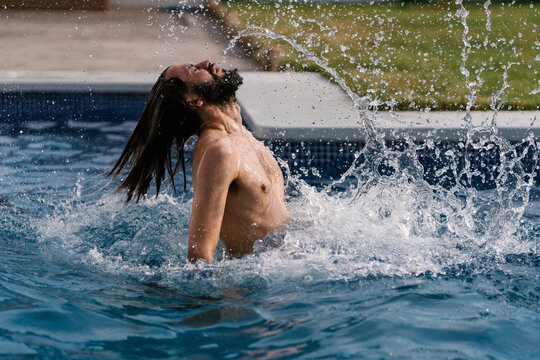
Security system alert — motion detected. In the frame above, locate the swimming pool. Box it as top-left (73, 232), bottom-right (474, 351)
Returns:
top-left (0, 93), bottom-right (539, 358)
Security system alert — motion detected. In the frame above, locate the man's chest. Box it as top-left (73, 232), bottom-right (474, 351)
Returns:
top-left (240, 141), bottom-right (282, 183)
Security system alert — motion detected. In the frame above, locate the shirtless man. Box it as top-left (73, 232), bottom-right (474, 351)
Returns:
top-left (109, 60), bottom-right (289, 262)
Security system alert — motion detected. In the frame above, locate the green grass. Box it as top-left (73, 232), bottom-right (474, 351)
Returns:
top-left (223, 1), bottom-right (539, 110)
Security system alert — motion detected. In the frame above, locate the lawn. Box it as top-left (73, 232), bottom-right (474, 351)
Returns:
top-left (222, 0), bottom-right (539, 110)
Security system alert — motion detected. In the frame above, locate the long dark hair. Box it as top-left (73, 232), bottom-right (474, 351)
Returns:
top-left (108, 68), bottom-right (201, 203)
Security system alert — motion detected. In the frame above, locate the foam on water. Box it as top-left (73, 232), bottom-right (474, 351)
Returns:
top-left (10, 1), bottom-right (528, 301)
top-left (33, 132), bottom-right (538, 296)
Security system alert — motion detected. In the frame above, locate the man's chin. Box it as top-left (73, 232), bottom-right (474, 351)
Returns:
top-left (196, 69), bottom-right (243, 104)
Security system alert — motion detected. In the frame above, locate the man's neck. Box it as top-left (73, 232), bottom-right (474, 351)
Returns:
top-left (198, 101), bottom-right (243, 134)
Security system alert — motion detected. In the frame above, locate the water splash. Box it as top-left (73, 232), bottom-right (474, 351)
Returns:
top-left (225, 25), bottom-right (384, 146)
top-left (483, 0), bottom-right (492, 49)
top-left (225, 25), bottom-right (366, 108)
top-left (33, 138), bottom-right (538, 291)
top-left (218, 1), bottom-right (539, 283)
top-left (490, 62), bottom-right (520, 126)
top-left (531, 54), bottom-right (540, 95)
top-left (31, 2), bottom-right (539, 290)
top-left (455, 0), bottom-right (477, 127)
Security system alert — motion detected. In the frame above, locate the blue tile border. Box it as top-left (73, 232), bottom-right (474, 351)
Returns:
top-left (0, 92), bottom-right (148, 123)
top-left (265, 140), bottom-right (539, 189)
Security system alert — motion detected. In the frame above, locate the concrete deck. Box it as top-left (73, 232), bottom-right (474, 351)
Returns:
top-left (0, 71), bottom-right (156, 92)
top-left (0, 7), bottom-right (257, 75)
top-left (237, 72), bottom-right (539, 142)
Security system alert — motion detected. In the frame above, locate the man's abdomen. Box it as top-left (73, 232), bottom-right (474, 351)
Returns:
top-left (220, 191), bottom-right (288, 255)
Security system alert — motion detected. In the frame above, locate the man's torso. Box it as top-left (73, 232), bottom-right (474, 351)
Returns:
top-left (192, 127), bottom-right (289, 254)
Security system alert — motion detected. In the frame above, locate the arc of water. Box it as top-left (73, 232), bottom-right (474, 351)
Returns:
top-left (223, 25), bottom-right (385, 145)
top-left (483, 0), bottom-right (492, 49)
top-left (530, 84), bottom-right (540, 96)
top-left (529, 54), bottom-right (540, 95)
top-left (455, 0), bottom-right (476, 128)
top-left (490, 62), bottom-right (520, 129)
top-left (455, 0), bottom-right (480, 199)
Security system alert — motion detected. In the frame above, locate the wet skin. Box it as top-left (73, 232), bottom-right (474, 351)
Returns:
top-left (166, 61), bottom-right (289, 262)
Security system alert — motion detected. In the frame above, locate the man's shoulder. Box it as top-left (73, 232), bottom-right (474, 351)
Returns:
top-left (196, 136), bottom-right (238, 163)
top-left (193, 137), bottom-right (239, 180)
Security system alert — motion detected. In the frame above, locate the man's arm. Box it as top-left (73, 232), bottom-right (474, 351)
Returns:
top-left (188, 143), bottom-right (238, 262)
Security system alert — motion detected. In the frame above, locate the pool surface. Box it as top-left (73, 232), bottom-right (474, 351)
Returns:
top-left (0, 113), bottom-right (539, 359)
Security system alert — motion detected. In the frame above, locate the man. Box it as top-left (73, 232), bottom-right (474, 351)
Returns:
top-left (109, 60), bottom-right (289, 262)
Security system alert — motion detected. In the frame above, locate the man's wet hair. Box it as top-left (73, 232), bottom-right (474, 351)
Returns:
top-left (108, 67), bottom-right (200, 203)
top-left (108, 66), bottom-right (243, 203)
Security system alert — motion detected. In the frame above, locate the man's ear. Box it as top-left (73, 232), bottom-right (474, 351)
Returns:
top-left (185, 92), bottom-right (204, 111)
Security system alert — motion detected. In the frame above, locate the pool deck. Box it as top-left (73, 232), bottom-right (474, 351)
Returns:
top-left (0, 5), bottom-right (257, 74)
top-left (236, 72), bottom-right (539, 142)
top-left (0, 5), bottom-right (538, 142)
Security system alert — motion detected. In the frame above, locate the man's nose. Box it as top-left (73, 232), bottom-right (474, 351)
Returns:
top-left (196, 60), bottom-right (211, 69)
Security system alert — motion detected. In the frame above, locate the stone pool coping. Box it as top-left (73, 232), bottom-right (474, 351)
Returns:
top-left (1, 70), bottom-right (538, 142)
top-left (0, 71), bottom-right (155, 93)
top-left (238, 72), bottom-right (539, 142)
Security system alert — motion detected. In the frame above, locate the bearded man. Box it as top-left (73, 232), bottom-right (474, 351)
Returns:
top-left (109, 60), bottom-right (289, 262)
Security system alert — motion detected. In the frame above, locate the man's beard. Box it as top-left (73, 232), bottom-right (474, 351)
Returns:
top-left (194, 68), bottom-right (243, 105)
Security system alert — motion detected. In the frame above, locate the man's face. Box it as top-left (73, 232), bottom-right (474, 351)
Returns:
top-left (165, 60), bottom-right (225, 87)
top-left (165, 60), bottom-right (243, 105)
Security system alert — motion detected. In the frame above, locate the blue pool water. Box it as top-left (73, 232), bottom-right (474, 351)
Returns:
top-left (0, 115), bottom-right (539, 359)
